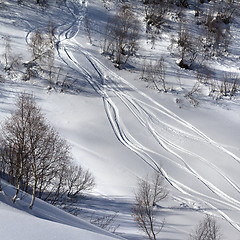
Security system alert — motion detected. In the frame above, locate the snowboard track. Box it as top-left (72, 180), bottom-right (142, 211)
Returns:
top-left (28, 0), bottom-right (240, 235)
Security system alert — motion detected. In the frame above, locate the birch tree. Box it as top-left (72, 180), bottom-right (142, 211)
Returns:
top-left (0, 93), bottom-right (71, 208)
top-left (132, 172), bottom-right (168, 240)
top-left (0, 93), bottom-right (95, 209)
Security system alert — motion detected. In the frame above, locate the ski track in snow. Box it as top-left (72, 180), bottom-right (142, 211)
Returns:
top-left (47, 0), bottom-right (240, 234)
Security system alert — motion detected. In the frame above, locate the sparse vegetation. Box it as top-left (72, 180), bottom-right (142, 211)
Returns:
top-left (132, 172), bottom-right (168, 240)
top-left (189, 215), bottom-right (222, 240)
top-left (0, 0), bottom-right (240, 238)
top-left (103, 4), bottom-right (139, 68)
top-left (26, 23), bottom-right (55, 87)
top-left (141, 57), bottom-right (168, 92)
top-left (2, 36), bottom-right (22, 77)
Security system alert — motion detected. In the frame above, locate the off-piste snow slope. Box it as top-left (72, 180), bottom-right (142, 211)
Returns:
top-left (0, 180), bottom-right (124, 240)
top-left (0, 0), bottom-right (240, 239)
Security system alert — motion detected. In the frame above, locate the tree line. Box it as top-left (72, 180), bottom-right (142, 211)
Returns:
top-left (0, 93), bottom-right (95, 209)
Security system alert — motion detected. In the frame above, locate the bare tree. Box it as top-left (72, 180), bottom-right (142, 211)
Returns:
top-left (0, 93), bottom-right (72, 209)
top-left (28, 127), bottom-right (71, 209)
top-left (143, 0), bottom-right (168, 28)
top-left (26, 24), bottom-right (55, 86)
top-left (185, 81), bottom-right (201, 107)
top-left (2, 36), bottom-right (22, 77)
top-left (103, 4), bottom-right (139, 68)
top-left (132, 172), bottom-right (168, 240)
top-left (205, 72), bottom-right (239, 99)
top-left (189, 215), bottom-right (222, 240)
top-left (43, 162), bottom-right (95, 208)
top-left (177, 22), bottom-right (199, 69)
top-left (203, 4), bottom-right (232, 57)
top-left (141, 57), bottom-right (167, 92)
top-left (66, 165), bottom-right (95, 198)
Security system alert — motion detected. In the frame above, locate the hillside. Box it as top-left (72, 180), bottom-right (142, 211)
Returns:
top-left (0, 0), bottom-right (240, 239)
top-left (0, 180), bottom-right (123, 240)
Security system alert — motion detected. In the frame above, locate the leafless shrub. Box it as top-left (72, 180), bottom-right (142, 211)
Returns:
top-left (208, 78), bottom-right (218, 97)
top-left (219, 73), bottom-right (239, 97)
top-left (196, 69), bottom-right (212, 85)
top-left (2, 36), bottom-right (22, 77)
top-left (140, 58), bottom-right (147, 81)
top-left (103, 4), bottom-right (139, 68)
top-left (230, 75), bottom-right (239, 97)
top-left (200, 71), bottom-right (239, 100)
top-left (143, 0), bottom-right (168, 29)
top-left (141, 57), bottom-right (168, 92)
top-left (185, 81), bottom-right (201, 107)
top-left (23, 61), bottom-right (38, 81)
top-left (177, 23), bottom-right (199, 69)
top-left (189, 215), bottom-right (222, 240)
top-left (216, 1), bottom-right (236, 24)
top-left (56, 73), bottom-right (78, 92)
top-left (177, 0), bottom-right (188, 8)
top-left (203, 7), bottom-right (232, 57)
top-left (26, 23), bottom-right (55, 86)
top-left (220, 74), bottom-right (231, 97)
top-left (132, 172), bottom-right (168, 240)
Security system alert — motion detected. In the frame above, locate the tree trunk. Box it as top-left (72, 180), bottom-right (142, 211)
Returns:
top-left (12, 160), bottom-right (23, 203)
top-left (29, 165), bottom-right (37, 209)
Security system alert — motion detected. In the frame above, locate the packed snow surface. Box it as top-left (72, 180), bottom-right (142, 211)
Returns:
top-left (0, 0), bottom-right (240, 239)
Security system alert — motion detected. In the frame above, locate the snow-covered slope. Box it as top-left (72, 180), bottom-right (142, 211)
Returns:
top-left (0, 0), bottom-right (240, 239)
top-left (0, 181), bottom-right (123, 240)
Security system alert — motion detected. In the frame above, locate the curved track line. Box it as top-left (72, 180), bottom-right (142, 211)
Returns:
top-left (53, 0), bottom-right (240, 233)
top-left (65, 41), bottom-right (240, 218)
